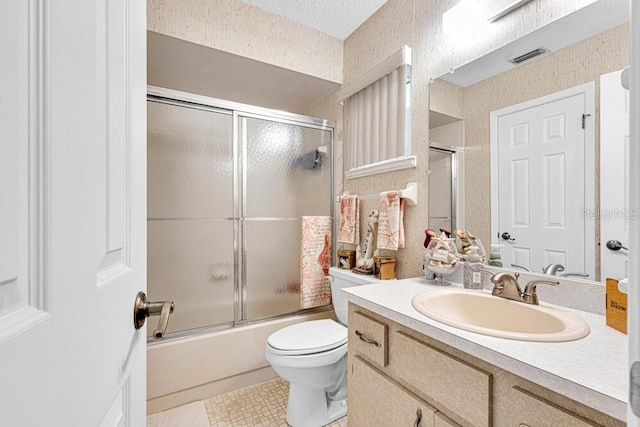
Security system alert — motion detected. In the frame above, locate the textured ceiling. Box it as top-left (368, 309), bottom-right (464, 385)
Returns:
top-left (239, 0), bottom-right (388, 40)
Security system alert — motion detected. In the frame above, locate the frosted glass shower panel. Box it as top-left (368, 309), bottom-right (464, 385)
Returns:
top-left (244, 117), bottom-right (332, 218)
top-left (244, 220), bottom-right (301, 320)
top-left (148, 101), bottom-right (233, 218)
top-left (147, 220), bottom-right (235, 336)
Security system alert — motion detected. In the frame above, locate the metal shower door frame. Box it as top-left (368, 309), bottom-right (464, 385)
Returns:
top-left (147, 86), bottom-right (335, 335)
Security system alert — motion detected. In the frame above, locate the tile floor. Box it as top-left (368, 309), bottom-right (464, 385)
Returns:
top-left (204, 377), bottom-right (347, 427)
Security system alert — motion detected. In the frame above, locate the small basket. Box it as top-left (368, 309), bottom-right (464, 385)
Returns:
top-left (338, 250), bottom-right (356, 270)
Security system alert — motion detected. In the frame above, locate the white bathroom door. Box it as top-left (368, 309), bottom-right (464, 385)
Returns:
top-left (491, 83), bottom-right (595, 278)
top-left (600, 69), bottom-right (630, 281)
top-left (0, 1), bottom-right (147, 425)
top-left (628, 1), bottom-right (640, 424)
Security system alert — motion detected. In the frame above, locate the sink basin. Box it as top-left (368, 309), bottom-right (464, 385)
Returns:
top-left (411, 289), bottom-right (590, 342)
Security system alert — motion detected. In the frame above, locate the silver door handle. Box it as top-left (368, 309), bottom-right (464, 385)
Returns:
top-left (413, 408), bottom-right (422, 427)
top-left (606, 240), bottom-right (628, 251)
top-left (500, 232), bottom-right (515, 241)
top-left (134, 291), bottom-right (175, 338)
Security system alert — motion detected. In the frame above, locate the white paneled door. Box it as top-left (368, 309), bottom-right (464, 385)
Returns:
top-left (600, 69), bottom-right (630, 281)
top-left (491, 83), bottom-right (595, 278)
top-left (0, 1), bottom-right (146, 425)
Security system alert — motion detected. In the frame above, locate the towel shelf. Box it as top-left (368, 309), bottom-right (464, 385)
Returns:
top-left (336, 182), bottom-right (418, 206)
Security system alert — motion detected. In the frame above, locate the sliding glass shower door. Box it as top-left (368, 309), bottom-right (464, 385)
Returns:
top-left (147, 101), bottom-right (236, 337)
top-left (147, 93), bottom-right (333, 338)
top-left (242, 116), bottom-right (333, 321)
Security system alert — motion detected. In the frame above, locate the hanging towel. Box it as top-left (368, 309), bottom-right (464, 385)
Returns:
top-left (300, 216), bottom-right (332, 309)
top-left (337, 195), bottom-right (360, 245)
top-left (377, 191), bottom-right (405, 250)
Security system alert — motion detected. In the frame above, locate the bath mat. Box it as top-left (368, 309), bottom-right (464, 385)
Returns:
top-left (147, 401), bottom-right (210, 427)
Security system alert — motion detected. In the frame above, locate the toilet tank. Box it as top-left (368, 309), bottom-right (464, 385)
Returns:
top-left (329, 267), bottom-right (379, 326)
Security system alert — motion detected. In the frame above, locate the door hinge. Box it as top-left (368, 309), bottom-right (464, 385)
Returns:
top-left (581, 113), bottom-right (591, 129)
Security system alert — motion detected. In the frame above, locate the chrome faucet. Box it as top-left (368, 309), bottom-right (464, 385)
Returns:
top-left (488, 272), bottom-right (559, 305)
top-left (510, 263), bottom-right (534, 272)
top-left (522, 279), bottom-right (559, 304)
top-left (490, 272), bottom-right (524, 302)
top-left (542, 263), bottom-right (565, 275)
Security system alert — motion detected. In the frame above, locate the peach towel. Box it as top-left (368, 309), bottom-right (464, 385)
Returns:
top-left (300, 216), bottom-right (332, 309)
top-left (377, 191), bottom-right (405, 250)
top-left (338, 195), bottom-right (360, 245)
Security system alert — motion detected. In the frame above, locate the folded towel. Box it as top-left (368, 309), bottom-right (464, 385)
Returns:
top-left (377, 191), bottom-right (405, 251)
top-left (300, 216), bottom-right (332, 309)
top-left (337, 195), bottom-right (360, 245)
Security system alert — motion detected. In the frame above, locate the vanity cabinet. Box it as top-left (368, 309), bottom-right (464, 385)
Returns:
top-left (348, 304), bottom-right (624, 427)
top-left (350, 356), bottom-right (439, 427)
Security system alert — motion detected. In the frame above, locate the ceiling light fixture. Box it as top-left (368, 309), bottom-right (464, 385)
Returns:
top-left (483, 0), bottom-right (533, 22)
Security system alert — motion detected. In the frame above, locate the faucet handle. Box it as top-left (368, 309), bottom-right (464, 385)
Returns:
top-left (522, 280), bottom-right (559, 305)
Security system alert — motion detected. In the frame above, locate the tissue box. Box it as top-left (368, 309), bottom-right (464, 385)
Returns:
top-left (606, 278), bottom-right (627, 334)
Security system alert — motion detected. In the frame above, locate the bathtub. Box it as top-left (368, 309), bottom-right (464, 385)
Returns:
top-left (147, 309), bottom-right (334, 414)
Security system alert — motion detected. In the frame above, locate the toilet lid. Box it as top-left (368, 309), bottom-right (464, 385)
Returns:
top-left (267, 319), bottom-right (347, 355)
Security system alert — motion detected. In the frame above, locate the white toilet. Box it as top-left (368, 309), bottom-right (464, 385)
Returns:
top-left (265, 267), bottom-right (378, 427)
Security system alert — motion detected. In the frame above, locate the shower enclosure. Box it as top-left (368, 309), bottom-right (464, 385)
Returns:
top-left (147, 87), bottom-right (334, 339)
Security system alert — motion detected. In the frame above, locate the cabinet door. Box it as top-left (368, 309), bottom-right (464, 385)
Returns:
top-left (507, 386), bottom-right (598, 427)
top-left (349, 356), bottom-right (436, 427)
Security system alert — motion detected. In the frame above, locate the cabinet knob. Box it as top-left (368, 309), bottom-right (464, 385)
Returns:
top-left (519, 424), bottom-right (530, 427)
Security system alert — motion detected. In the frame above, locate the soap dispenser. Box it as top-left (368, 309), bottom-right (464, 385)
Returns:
top-left (463, 245), bottom-right (484, 289)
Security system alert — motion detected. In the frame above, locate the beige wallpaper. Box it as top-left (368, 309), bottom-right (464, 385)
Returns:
top-left (462, 23), bottom-right (629, 255)
top-left (430, 79), bottom-right (464, 120)
top-left (303, 88), bottom-right (344, 259)
top-left (147, 0), bottom-right (344, 83)
top-left (342, 0), bottom-right (624, 278)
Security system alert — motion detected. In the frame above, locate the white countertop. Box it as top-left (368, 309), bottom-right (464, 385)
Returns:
top-left (341, 277), bottom-right (628, 421)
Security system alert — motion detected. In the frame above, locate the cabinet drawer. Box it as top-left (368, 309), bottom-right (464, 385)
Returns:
top-left (350, 356), bottom-right (436, 427)
top-left (392, 331), bottom-right (491, 427)
top-left (350, 310), bottom-right (388, 367)
top-left (508, 386), bottom-right (598, 427)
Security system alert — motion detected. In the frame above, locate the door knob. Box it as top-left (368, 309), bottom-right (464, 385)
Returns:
top-left (606, 239), bottom-right (628, 251)
top-left (500, 232), bottom-right (515, 241)
top-left (133, 291), bottom-right (175, 338)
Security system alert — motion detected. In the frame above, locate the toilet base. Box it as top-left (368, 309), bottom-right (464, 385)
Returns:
top-left (285, 383), bottom-right (347, 427)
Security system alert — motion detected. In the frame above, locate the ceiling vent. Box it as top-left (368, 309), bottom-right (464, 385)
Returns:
top-left (509, 47), bottom-right (548, 64)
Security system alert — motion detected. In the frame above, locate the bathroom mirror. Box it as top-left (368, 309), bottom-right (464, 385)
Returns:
top-left (428, 1), bottom-right (630, 283)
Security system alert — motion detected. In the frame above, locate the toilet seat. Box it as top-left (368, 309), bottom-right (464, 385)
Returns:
top-left (267, 319), bottom-right (347, 356)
